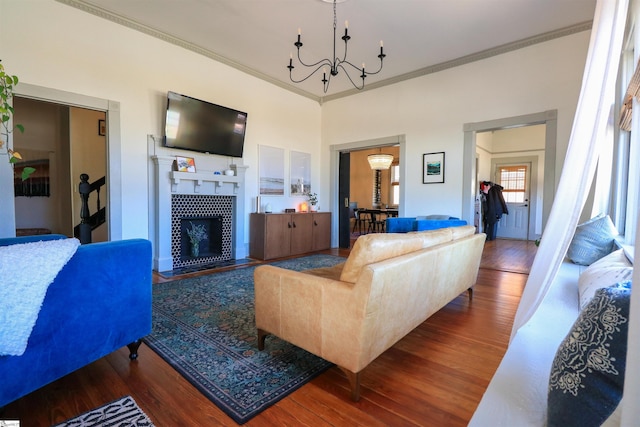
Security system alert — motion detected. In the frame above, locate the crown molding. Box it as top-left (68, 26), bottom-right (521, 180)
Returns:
top-left (56, 1), bottom-right (591, 105)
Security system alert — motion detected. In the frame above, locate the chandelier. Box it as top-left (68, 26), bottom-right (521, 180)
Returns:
top-left (287, 0), bottom-right (386, 93)
top-left (368, 153), bottom-right (394, 170)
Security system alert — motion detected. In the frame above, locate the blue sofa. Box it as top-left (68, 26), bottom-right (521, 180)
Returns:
top-left (0, 235), bottom-right (152, 407)
top-left (386, 216), bottom-right (468, 233)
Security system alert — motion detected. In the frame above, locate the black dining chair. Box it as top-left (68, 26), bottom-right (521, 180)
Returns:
top-left (352, 206), bottom-right (366, 234)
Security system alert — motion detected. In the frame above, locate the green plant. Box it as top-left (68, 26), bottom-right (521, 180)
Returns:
top-left (0, 60), bottom-right (33, 180)
top-left (186, 221), bottom-right (207, 246)
top-left (306, 191), bottom-right (318, 206)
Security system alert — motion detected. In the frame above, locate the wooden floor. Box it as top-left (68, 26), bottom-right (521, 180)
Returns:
top-left (2, 238), bottom-right (536, 426)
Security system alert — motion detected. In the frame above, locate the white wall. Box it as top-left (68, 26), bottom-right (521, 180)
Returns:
top-left (321, 32), bottom-right (590, 221)
top-left (0, 0), bottom-right (321, 244)
top-left (1, 0), bottom-right (591, 247)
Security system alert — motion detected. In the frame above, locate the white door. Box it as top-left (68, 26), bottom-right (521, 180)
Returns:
top-left (495, 163), bottom-right (530, 240)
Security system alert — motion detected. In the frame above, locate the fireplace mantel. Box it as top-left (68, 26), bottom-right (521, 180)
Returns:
top-left (170, 171), bottom-right (241, 194)
top-left (151, 155), bottom-right (248, 272)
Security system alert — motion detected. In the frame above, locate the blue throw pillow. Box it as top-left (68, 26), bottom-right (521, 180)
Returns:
top-left (547, 283), bottom-right (630, 426)
top-left (567, 214), bottom-right (617, 265)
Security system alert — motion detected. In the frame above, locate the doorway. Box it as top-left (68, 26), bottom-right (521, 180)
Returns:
top-left (1, 82), bottom-right (123, 240)
top-left (463, 110), bottom-right (557, 241)
top-left (13, 97), bottom-right (108, 240)
top-left (329, 135), bottom-right (406, 249)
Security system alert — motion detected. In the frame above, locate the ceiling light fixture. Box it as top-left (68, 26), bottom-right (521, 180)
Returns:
top-left (287, 0), bottom-right (386, 93)
top-left (368, 153), bottom-right (394, 170)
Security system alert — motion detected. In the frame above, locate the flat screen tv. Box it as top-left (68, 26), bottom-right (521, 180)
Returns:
top-left (163, 91), bottom-right (247, 157)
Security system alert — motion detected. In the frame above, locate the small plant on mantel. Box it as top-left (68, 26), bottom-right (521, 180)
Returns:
top-left (0, 60), bottom-right (33, 180)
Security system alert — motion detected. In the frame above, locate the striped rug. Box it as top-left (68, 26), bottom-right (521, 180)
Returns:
top-left (53, 396), bottom-right (154, 427)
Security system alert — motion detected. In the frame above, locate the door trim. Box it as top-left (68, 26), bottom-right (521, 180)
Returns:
top-left (329, 135), bottom-right (406, 249)
top-left (462, 110), bottom-right (557, 235)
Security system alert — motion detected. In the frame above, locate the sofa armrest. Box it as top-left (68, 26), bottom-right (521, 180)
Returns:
top-left (0, 234), bottom-right (67, 247)
top-left (255, 265), bottom-right (365, 368)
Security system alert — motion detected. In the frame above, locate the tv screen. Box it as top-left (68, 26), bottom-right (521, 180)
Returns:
top-left (163, 91), bottom-right (247, 157)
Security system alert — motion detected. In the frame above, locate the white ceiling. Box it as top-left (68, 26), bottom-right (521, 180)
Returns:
top-left (65, 0), bottom-right (597, 102)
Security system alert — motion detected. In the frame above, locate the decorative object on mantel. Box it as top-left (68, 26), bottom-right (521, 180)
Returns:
top-left (224, 169), bottom-right (234, 176)
top-left (265, 203), bottom-right (272, 213)
top-left (287, 0), bottom-right (386, 93)
top-left (284, 208), bottom-right (296, 213)
top-left (0, 60), bottom-right (33, 181)
top-left (176, 156), bottom-right (196, 173)
top-left (186, 221), bottom-right (207, 258)
top-left (300, 201), bottom-right (309, 212)
top-left (422, 151), bottom-right (445, 184)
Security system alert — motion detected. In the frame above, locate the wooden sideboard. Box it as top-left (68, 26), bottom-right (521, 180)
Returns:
top-left (249, 212), bottom-right (331, 260)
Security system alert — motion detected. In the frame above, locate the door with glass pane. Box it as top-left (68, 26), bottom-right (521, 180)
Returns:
top-left (495, 163), bottom-right (530, 239)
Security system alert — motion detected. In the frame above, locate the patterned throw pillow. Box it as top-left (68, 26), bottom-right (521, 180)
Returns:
top-left (567, 214), bottom-right (617, 265)
top-left (577, 249), bottom-right (633, 309)
top-left (547, 284), bottom-right (630, 427)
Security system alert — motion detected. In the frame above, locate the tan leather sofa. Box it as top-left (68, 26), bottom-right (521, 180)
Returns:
top-left (254, 225), bottom-right (485, 400)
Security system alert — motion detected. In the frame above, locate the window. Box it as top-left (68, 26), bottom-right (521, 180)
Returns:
top-left (498, 165), bottom-right (527, 203)
top-left (613, 46), bottom-right (639, 245)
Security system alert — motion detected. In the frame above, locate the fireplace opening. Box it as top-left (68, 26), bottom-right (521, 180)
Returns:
top-left (180, 216), bottom-right (223, 260)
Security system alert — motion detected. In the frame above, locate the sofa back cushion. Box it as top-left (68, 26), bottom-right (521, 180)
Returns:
top-left (451, 225), bottom-right (477, 240)
top-left (408, 228), bottom-right (453, 248)
top-left (340, 233), bottom-right (424, 283)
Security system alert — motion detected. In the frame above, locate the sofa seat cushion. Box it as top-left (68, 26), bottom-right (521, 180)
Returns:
top-left (577, 249), bottom-right (633, 309)
top-left (340, 233), bottom-right (424, 283)
top-left (547, 284), bottom-right (631, 426)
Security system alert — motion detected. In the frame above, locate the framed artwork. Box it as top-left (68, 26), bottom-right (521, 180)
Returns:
top-left (98, 119), bottom-right (106, 136)
top-left (290, 151), bottom-right (311, 196)
top-left (259, 145), bottom-right (285, 195)
top-left (176, 156), bottom-right (196, 173)
top-left (423, 152), bottom-right (445, 184)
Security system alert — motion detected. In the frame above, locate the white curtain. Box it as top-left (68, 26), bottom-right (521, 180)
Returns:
top-left (510, 0), bottom-right (629, 338)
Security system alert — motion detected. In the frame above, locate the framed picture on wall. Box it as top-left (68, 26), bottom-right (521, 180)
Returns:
top-left (259, 145), bottom-right (285, 195)
top-left (176, 156), bottom-right (196, 173)
top-left (423, 152), bottom-right (445, 184)
top-left (290, 151), bottom-right (311, 196)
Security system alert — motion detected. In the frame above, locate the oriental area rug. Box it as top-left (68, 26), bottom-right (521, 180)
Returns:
top-left (144, 254), bottom-right (345, 424)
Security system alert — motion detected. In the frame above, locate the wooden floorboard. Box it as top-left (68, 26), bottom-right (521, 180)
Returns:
top-left (1, 237), bottom-right (535, 426)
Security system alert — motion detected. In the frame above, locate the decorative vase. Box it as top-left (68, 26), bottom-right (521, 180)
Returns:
top-left (191, 242), bottom-right (200, 258)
